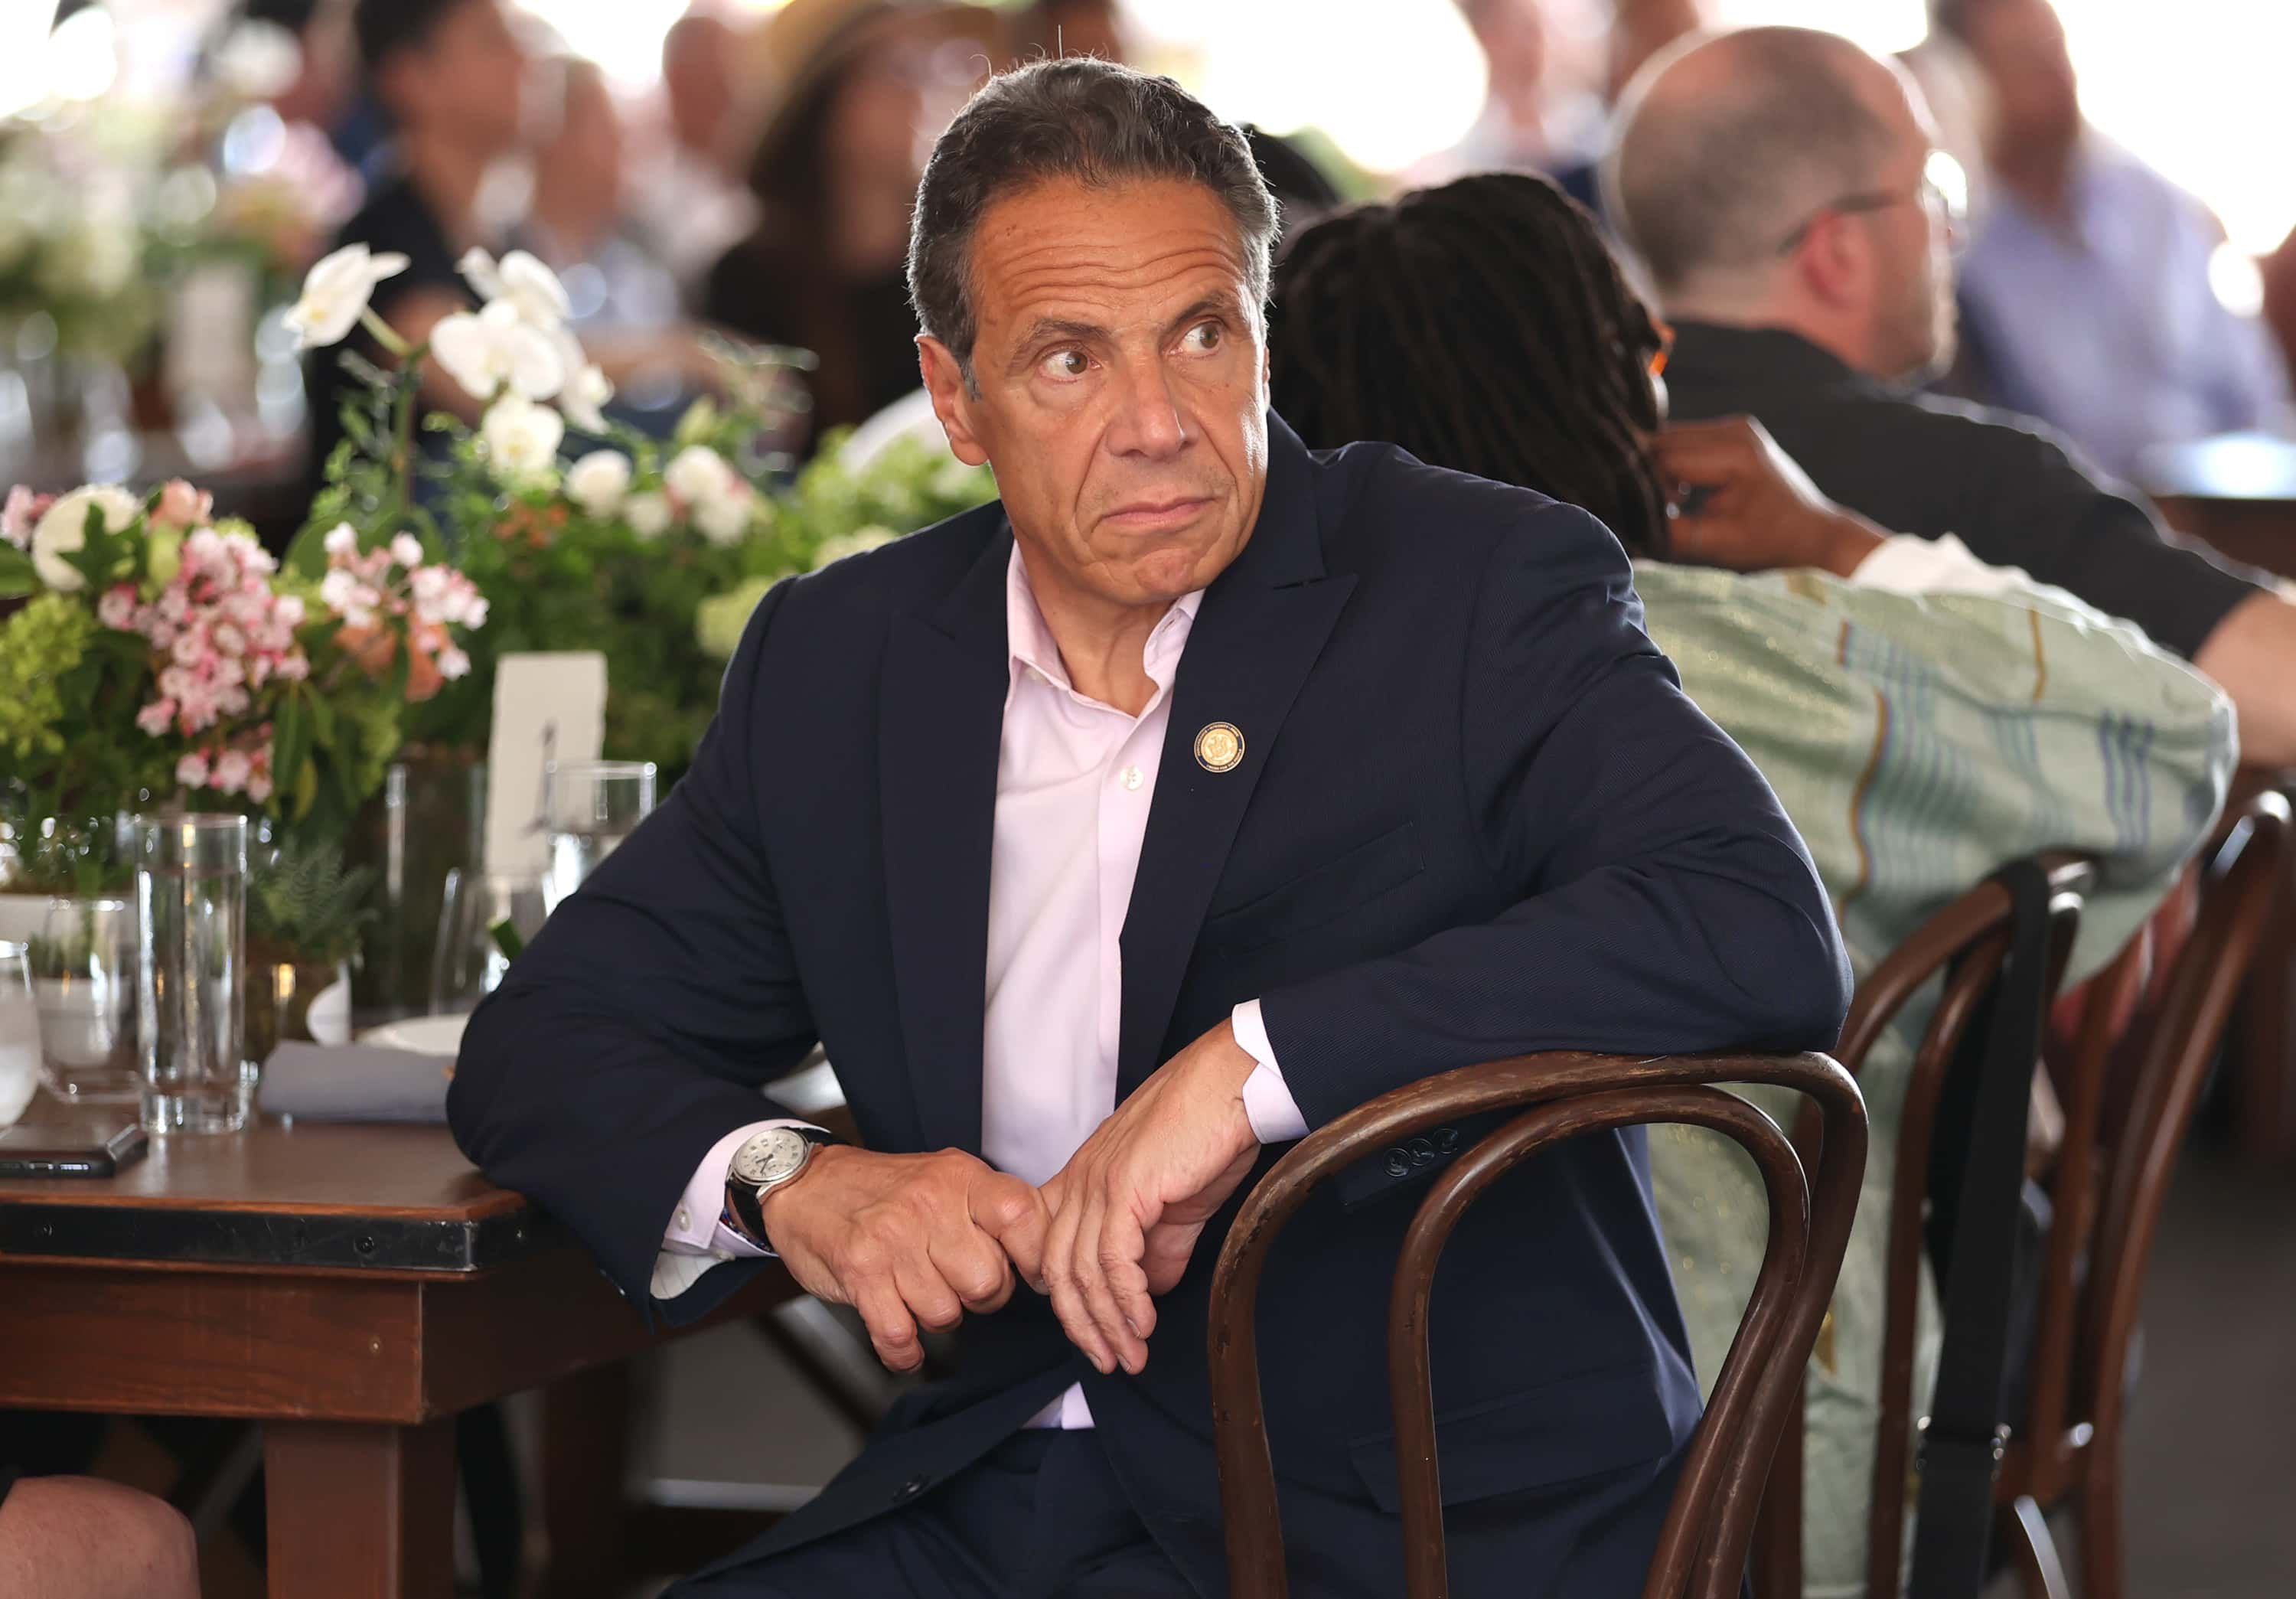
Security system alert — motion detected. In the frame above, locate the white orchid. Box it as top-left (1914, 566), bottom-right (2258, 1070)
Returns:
top-left (457, 246), bottom-right (571, 330)
top-left (664, 444), bottom-right (737, 507)
top-left (285, 243), bottom-right (409, 350)
top-left (566, 450), bottom-right (632, 518)
top-left (691, 486), bottom-right (756, 547)
top-left (479, 393), bottom-right (566, 485)
top-left (622, 491), bottom-right (673, 540)
top-left (431, 300), bottom-right (567, 404)
top-left (561, 361), bottom-right (614, 433)
top-left (478, 403), bottom-right (562, 485)
top-left (30, 485), bottom-right (141, 592)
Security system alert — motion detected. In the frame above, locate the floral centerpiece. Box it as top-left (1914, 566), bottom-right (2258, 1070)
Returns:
top-left (0, 132), bottom-right (156, 366)
top-left (290, 243), bottom-right (996, 777)
top-left (0, 475), bottom-right (486, 899)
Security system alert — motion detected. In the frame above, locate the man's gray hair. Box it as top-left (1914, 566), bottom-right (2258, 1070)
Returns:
top-left (908, 57), bottom-right (1279, 383)
top-left (1607, 28), bottom-right (1900, 295)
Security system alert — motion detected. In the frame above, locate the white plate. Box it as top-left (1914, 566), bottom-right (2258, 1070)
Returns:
top-left (359, 1013), bottom-right (470, 1057)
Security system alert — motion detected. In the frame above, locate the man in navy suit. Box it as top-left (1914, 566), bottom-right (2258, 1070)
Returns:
top-left (448, 57), bottom-right (1851, 1598)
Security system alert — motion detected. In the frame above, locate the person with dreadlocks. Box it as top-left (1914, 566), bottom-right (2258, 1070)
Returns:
top-left (1269, 170), bottom-right (2238, 1597)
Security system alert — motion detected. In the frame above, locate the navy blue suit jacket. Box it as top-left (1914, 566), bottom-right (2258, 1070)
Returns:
top-left (448, 414), bottom-right (1851, 1594)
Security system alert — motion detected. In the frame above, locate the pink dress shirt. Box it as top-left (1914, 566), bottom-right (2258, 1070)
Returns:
top-left (654, 545), bottom-right (1308, 1431)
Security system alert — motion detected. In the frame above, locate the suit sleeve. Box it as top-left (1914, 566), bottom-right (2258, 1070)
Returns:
top-left (448, 579), bottom-right (818, 1323)
top-left (1939, 410), bottom-right (2268, 662)
top-left (1257, 504), bottom-right (1853, 1129)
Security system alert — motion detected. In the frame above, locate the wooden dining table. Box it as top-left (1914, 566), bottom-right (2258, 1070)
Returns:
top-left (0, 1106), bottom-right (797, 1598)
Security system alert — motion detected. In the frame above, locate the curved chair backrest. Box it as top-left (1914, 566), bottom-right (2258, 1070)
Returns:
top-left (1206, 1050), bottom-right (1867, 1599)
top-left (2002, 791), bottom-right (2291, 1591)
top-left (1755, 858), bottom-right (2092, 1599)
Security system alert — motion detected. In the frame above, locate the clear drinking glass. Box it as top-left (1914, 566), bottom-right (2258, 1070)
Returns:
top-left (135, 814), bottom-right (249, 1134)
top-left (0, 943), bottom-right (39, 1128)
top-left (541, 760), bottom-right (656, 912)
top-left (431, 869), bottom-right (550, 1016)
top-left (28, 897), bottom-right (139, 1104)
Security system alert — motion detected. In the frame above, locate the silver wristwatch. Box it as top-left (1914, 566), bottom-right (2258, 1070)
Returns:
top-left (725, 1126), bottom-right (837, 1242)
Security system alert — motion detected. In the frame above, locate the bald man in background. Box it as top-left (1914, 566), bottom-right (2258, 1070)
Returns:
top-left (1607, 26), bottom-right (2296, 768)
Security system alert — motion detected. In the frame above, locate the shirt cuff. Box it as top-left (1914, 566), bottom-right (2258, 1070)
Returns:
top-left (1232, 999), bottom-right (1308, 1144)
top-left (651, 1118), bottom-right (820, 1297)
top-left (1851, 532), bottom-right (2036, 597)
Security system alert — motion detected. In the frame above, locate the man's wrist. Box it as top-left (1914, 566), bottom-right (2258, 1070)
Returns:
top-left (752, 1141), bottom-right (850, 1246)
top-left (1822, 511), bottom-right (1887, 576)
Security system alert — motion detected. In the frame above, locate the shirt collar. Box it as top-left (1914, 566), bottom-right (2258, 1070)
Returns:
top-left (1665, 321), bottom-right (1861, 397)
top-left (1004, 543), bottom-right (1205, 697)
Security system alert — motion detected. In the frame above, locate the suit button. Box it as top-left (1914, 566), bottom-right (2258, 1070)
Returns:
top-left (895, 1476), bottom-right (928, 1502)
top-left (1385, 1147), bottom-right (1413, 1177)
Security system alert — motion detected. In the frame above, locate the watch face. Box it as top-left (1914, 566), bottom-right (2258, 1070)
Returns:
top-left (732, 1128), bottom-right (810, 1186)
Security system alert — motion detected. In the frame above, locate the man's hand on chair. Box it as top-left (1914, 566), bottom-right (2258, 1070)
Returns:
top-left (757, 1147), bottom-right (1052, 1372)
top-left (1037, 1020), bottom-right (1261, 1376)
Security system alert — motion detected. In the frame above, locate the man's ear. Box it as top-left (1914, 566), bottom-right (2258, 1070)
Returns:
top-left (918, 336), bottom-right (990, 467)
top-left (1792, 213), bottom-right (1867, 315)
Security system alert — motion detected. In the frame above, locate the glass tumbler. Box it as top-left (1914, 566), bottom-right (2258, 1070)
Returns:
top-left (135, 814), bottom-right (249, 1134)
top-left (541, 760), bottom-right (657, 912)
top-left (29, 896), bottom-right (139, 1104)
top-left (0, 943), bottom-right (38, 1127)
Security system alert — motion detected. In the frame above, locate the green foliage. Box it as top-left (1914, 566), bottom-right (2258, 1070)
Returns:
top-left (0, 592), bottom-right (170, 891)
top-left (246, 835), bottom-right (378, 966)
top-left (299, 357), bottom-right (998, 781)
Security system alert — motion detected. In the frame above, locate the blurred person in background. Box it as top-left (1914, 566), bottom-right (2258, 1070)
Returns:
top-left (704, 0), bottom-right (993, 452)
top-left (1939, 0), bottom-right (2293, 480)
top-left (1015, 0), bottom-right (1130, 62)
top-left (1267, 167), bottom-right (2235, 1597)
top-left (1608, 25), bottom-right (2296, 767)
top-left (1603, 0), bottom-right (1705, 101)
top-left (305, 0), bottom-right (529, 491)
top-left (636, 7), bottom-right (762, 304)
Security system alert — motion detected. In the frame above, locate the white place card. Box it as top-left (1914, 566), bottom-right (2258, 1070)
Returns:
top-left (484, 652), bottom-right (607, 877)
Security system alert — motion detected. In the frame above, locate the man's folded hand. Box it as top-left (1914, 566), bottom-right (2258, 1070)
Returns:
top-left (758, 1146), bottom-right (1051, 1372)
top-left (1037, 1020), bottom-right (1262, 1376)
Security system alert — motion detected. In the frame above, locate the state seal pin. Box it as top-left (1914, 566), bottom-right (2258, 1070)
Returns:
top-left (1194, 722), bottom-right (1244, 773)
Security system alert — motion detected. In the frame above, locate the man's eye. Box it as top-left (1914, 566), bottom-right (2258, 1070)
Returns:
top-left (1039, 349), bottom-right (1091, 380)
top-left (1180, 322), bottom-right (1223, 354)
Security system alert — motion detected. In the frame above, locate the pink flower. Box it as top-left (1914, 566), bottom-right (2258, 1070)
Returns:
top-left (211, 622), bottom-right (246, 657)
top-left (170, 631), bottom-right (207, 669)
top-left (176, 751), bottom-right (210, 788)
top-left (323, 523), bottom-right (359, 560)
top-left (136, 700), bottom-right (175, 736)
top-left (1, 485), bottom-right (51, 548)
top-left (244, 772), bottom-right (273, 803)
top-left (151, 479), bottom-right (214, 534)
top-left (272, 595), bottom-right (305, 628)
top-left (390, 533), bottom-right (425, 569)
top-left (273, 654), bottom-right (309, 682)
top-left (96, 585), bottom-right (138, 629)
top-left (212, 749), bottom-right (253, 792)
top-left (437, 645), bottom-right (471, 680)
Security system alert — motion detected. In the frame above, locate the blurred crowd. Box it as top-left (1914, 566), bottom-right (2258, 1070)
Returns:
top-left (11, 0), bottom-right (2296, 495)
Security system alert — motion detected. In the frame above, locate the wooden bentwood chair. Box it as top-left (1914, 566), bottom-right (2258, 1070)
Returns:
top-left (1206, 1049), bottom-right (1869, 1599)
top-left (1756, 858), bottom-right (2095, 1599)
top-left (1999, 792), bottom-right (2291, 1599)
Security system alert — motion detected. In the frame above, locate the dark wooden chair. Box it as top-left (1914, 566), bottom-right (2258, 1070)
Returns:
top-left (1206, 1049), bottom-right (1868, 1599)
top-left (1753, 859), bottom-right (2094, 1599)
top-left (1998, 791), bottom-right (2291, 1599)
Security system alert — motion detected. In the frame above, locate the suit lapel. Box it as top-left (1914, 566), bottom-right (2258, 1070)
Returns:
top-left (1117, 419), bottom-right (1355, 1096)
top-left (880, 524), bottom-right (1012, 1155)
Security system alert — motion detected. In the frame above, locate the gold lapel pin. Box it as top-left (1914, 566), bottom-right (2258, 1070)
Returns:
top-left (1194, 722), bottom-right (1245, 773)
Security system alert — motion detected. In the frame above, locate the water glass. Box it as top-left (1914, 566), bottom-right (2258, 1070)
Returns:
top-left (542, 760), bottom-right (656, 912)
top-left (135, 814), bottom-right (249, 1134)
top-left (0, 944), bottom-right (38, 1127)
top-left (431, 869), bottom-right (550, 1016)
top-left (28, 897), bottom-right (139, 1104)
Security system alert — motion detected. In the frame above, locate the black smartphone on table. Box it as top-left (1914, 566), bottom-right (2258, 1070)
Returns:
top-left (0, 1121), bottom-right (148, 1178)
